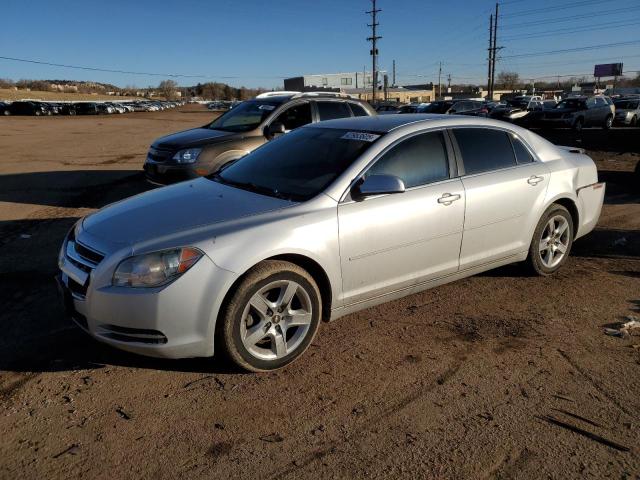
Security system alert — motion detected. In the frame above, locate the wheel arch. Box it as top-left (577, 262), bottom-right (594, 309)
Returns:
top-left (548, 197), bottom-right (579, 239)
top-left (216, 253), bottom-right (334, 327)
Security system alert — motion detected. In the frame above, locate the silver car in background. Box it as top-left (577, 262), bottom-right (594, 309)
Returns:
top-left (57, 115), bottom-right (605, 371)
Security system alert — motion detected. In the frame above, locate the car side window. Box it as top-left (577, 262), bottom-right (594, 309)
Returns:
top-left (349, 103), bottom-right (368, 117)
top-left (365, 131), bottom-right (449, 188)
top-left (317, 101), bottom-right (352, 121)
top-left (272, 102), bottom-right (312, 131)
top-left (586, 98), bottom-right (597, 108)
top-left (454, 128), bottom-right (517, 175)
top-left (510, 134), bottom-right (534, 164)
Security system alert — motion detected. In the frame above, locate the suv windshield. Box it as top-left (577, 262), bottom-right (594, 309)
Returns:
top-left (212, 127), bottom-right (380, 201)
top-left (506, 98), bottom-right (528, 108)
top-left (207, 100), bottom-right (283, 132)
top-left (421, 101), bottom-right (454, 113)
top-left (556, 99), bottom-right (585, 109)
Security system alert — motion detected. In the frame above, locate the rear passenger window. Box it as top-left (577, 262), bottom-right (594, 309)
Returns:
top-left (317, 101), bottom-right (352, 121)
top-left (349, 103), bottom-right (368, 117)
top-left (454, 128), bottom-right (516, 175)
top-left (510, 135), bottom-right (534, 164)
top-left (366, 131), bottom-right (449, 188)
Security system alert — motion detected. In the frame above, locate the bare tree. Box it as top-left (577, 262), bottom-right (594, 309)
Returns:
top-left (496, 71), bottom-right (520, 91)
top-left (158, 80), bottom-right (179, 100)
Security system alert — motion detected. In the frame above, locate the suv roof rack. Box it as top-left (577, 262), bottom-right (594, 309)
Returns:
top-left (292, 92), bottom-right (348, 99)
top-left (255, 91), bottom-right (301, 98)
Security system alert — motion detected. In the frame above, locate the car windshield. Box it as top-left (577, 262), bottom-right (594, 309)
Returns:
top-left (421, 102), bottom-right (452, 113)
top-left (207, 100), bottom-right (282, 132)
top-left (506, 98), bottom-right (528, 107)
top-left (614, 100), bottom-right (639, 109)
top-left (556, 99), bottom-right (584, 109)
top-left (211, 127), bottom-right (381, 201)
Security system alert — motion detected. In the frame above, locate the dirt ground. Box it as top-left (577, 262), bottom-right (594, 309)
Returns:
top-left (0, 105), bottom-right (639, 479)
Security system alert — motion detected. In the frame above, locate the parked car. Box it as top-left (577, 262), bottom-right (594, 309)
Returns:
top-left (489, 96), bottom-right (544, 125)
top-left (7, 101), bottom-right (48, 116)
top-left (75, 102), bottom-right (99, 115)
top-left (58, 114), bottom-right (604, 371)
top-left (420, 99), bottom-right (489, 117)
top-left (375, 104), bottom-right (402, 114)
top-left (539, 95), bottom-right (615, 131)
top-left (613, 97), bottom-right (639, 126)
top-left (144, 92), bottom-right (375, 184)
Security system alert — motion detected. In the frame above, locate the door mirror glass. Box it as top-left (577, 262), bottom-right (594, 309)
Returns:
top-left (352, 174), bottom-right (405, 200)
top-left (265, 121), bottom-right (285, 138)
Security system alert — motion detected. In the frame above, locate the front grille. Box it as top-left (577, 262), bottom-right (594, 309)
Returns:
top-left (97, 324), bottom-right (168, 344)
top-left (63, 231), bottom-right (105, 299)
top-left (147, 147), bottom-right (173, 163)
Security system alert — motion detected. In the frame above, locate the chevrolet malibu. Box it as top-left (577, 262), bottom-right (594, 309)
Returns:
top-left (57, 115), bottom-right (605, 371)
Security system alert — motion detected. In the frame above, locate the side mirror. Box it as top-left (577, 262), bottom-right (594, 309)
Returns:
top-left (352, 174), bottom-right (405, 200)
top-left (265, 122), bottom-right (285, 138)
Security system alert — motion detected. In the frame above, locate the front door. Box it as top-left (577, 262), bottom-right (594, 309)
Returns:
top-left (338, 130), bottom-right (465, 304)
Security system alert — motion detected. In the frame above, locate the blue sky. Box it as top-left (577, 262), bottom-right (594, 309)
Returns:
top-left (1, 0), bottom-right (639, 88)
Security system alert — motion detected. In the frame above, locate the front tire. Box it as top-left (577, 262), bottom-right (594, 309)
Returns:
top-left (217, 260), bottom-right (322, 372)
top-left (527, 204), bottom-right (574, 276)
top-left (573, 117), bottom-right (584, 132)
top-left (603, 114), bottom-right (613, 130)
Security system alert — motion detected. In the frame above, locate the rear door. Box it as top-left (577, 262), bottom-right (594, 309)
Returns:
top-left (338, 130), bottom-right (465, 304)
top-left (452, 127), bottom-right (550, 269)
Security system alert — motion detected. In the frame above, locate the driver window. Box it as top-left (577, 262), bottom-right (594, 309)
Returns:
top-left (365, 131), bottom-right (450, 188)
top-left (586, 98), bottom-right (597, 108)
top-left (273, 102), bottom-right (312, 131)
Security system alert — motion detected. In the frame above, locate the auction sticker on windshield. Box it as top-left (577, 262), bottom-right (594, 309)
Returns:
top-left (341, 132), bottom-right (381, 142)
top-left (258, 105), bottom-right (276, 110)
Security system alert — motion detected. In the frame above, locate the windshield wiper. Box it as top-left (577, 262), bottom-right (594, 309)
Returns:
top-left (211, 174), bottom-right (294, 201)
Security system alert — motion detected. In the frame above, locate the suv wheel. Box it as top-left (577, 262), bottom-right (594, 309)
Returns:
top-left (527, 204), bottom-right (574, 276)
top-left (630, 115), bottom-right (637, 127)
top-left (603, 114), bottom-right (613, 130)
top-left (217, 260), bottom-right (322, 372)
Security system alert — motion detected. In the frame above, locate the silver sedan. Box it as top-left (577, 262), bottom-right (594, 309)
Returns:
top-left (57, 115), bottom-right (605, 371)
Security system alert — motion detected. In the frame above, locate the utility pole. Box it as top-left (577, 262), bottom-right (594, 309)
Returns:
top-left (392, 59), bottom-right (396, 87)
top-left (366, 0), bottom-right (382, 103)
top-left (438, 61), bottom-right (442, 99)
top-left (489, 3), bottom-right (500, 100)
top-left (447, 73), bottom-right (452, 90)
top-left (487, 13), bottom-right (493, 100)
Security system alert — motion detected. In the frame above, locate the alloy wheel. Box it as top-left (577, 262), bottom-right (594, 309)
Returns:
top-left (538, 215), bottom-right (571, 269)
top-left (240, 280), bottom-right (313, 361)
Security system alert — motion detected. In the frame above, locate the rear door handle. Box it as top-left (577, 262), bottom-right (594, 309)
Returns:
top-left (437, 193), bottom-right (461, 205)
top-left (527, 175), bottom-right (544, 186)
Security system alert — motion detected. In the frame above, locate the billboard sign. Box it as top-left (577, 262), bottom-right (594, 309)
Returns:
top-left (594, 63), bottom-right (623, 77)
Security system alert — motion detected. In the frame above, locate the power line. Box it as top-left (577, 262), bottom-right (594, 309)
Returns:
top-left (501, 5), bottom-right (640, 29)
top-left (500, 0), bottom-right (609, 18)
top-left (501, 18), bottom-right (640, 41)
top-left (501, 40), bottom-right (640, 59)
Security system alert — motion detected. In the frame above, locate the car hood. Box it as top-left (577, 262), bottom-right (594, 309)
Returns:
top-left (82, 178), bottom-right (294, 246)
top-left (152, 127), bottom-right (241, 149)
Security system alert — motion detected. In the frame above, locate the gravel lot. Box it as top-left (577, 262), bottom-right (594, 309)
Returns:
top-left (1, 105), bottom-right (639, 479)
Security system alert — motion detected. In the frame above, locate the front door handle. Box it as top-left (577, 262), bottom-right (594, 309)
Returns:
top-left (437, 193), bottom-right (461, 205)
top-left (527, 175), bottom-right (544, 186)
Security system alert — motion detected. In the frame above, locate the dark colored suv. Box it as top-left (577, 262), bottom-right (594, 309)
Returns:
top-left (420, 99), bottom-right (488, 117)
top-left (539, 95), bottom-right (615, 131)
top-left (144, 92), bottom-right (375, 184)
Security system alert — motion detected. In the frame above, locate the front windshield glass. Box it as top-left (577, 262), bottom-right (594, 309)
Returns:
top-left (506, 98), bottom-right (528, 107)
top-left (614, 100), bottom-right (639, 109)
top-left (207, 100), bottom-right (282, 132)
top-left (421, 102), bottom-right (452, 113)
top-left (212, 127), bottom-right (381, 201)
top-left (556, 99), bottom-right (584, 109)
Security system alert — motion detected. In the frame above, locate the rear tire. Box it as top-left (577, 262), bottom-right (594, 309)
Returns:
top-left (573, 117), bottom-right (584, 132)
top-left (217, 260), bottom-right (322, 372)
top-left (526, 204), bottom-right (574, 276)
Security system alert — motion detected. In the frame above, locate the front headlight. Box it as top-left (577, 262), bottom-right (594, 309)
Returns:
top-left (113, 247), bottom-right (203, 288)
top-left (172, 148), bottom-right (202, 164)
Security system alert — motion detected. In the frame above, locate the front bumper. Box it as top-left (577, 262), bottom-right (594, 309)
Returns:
top-left (58, 238), bottom-right (237, 359)
top-left (143, 160), bottom-right (200, 185)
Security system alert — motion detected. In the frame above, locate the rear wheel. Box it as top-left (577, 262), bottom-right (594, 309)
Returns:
top-left (573, 117), bottom-right (584, 132)
top-left (603, 114), bottom-right (613, 130)
top-left (217, 260), bottom-right (321, 372)
top-left (527, 204), bottom-right (574, 276)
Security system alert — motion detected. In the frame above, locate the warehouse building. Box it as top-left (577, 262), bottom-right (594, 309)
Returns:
top-left (284, 71), bottom-right (386, 91)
